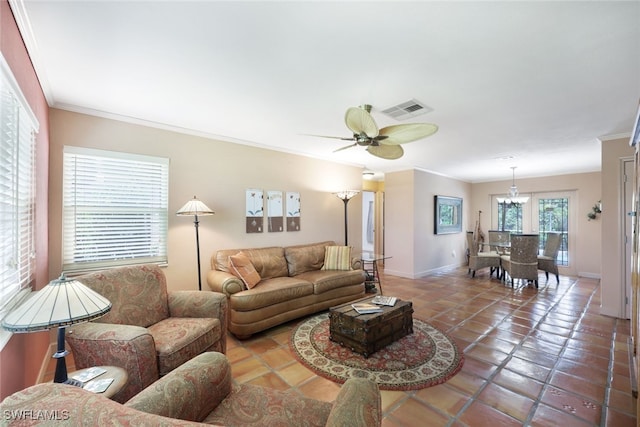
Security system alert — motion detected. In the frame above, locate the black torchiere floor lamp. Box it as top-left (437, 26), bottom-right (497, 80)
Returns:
top-left (177, 196), bottom-right (215, 291)
top-left (333, 190), bottom-right (360, 246)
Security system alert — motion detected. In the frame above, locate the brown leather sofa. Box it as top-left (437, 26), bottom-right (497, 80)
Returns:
top-left (207, 241), bottom-right (366, 338)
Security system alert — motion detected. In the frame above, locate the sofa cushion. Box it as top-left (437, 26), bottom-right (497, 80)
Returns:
top-left (147, 317), bottom-right (220, 376)
top-left (296, 269), bottom-right (367, 294)
top-left (229, 277), bottom-right (314, 311)
top-left (229, 251), bottom-right (261, 289)
top-left (215, 247), bottom-right (289, 280)
top-left (321, 246), bottom-right (352, 271)
top-left (284, 241), bottom-right (334, 276)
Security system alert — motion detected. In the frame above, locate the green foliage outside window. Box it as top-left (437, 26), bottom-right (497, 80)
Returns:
top-left (497, 202), bottom-right (523, 232)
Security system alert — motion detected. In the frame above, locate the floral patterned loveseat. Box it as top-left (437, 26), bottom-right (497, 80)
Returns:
top-left (66, 264), bottom-right (228, 403)
top-left (0, 352), bottom-right (381, 426)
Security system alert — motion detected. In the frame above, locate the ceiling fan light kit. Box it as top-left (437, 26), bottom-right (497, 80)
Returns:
top-left (315, 104), bottom-right (438, 160)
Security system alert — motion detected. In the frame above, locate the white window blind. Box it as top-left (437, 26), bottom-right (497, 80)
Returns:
top-left (62, 147), bottom-right (169, 273)
top-left (0, 54), bottom-right (38, 322)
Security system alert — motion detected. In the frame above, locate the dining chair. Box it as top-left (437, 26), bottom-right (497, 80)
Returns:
top-left (538, 232), bottom-right (562, 283)
top-left (500, 234), bottom-right (540, 287)
top-left (466, 231), bottom-right (501, 278)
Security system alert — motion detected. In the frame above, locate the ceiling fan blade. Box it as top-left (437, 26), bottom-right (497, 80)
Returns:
top-left (345, 107), bottom-right (379, 138)
top-left (378, 123), bottom-right (438, 145)
top-left (333, 143), bottom-right (357, 153)
top-left (305, 134), bottom-right (355, 141)
top-left (367, 144), bottom-right (404, 160)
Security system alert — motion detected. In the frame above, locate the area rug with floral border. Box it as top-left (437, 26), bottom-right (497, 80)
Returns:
top-left (290, 312), bottom-right (464, 391)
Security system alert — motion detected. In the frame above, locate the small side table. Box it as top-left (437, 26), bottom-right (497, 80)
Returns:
top-left (67, 365), bottom-right (128, 399)
top-left (360, 252), bottom-right (391, 295)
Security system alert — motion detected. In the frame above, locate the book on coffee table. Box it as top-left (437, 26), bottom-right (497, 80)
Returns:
top-left (352, 303), bottom-right (383, 314)
top-left (371, 296), bottom-right (397, 306)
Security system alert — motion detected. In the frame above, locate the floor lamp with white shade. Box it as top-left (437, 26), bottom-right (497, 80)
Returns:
top-left (176, 196), bottom-right (215, 291)
top-left (333, 190), bottom-right (360, 246)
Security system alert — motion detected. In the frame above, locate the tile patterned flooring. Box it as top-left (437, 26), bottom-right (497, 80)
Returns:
top-left (45, 267), bottom-right (637, 426)
top-left (225, 268), bottom-right (637, 426)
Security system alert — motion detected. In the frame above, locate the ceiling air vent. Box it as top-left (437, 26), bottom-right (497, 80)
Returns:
top-left (381, 99), bottom-right (433, 121)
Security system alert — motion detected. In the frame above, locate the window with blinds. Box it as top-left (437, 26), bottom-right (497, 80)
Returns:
top-left (62, 147), bottom-right (169, 274)
top-left (0, 55), bottom-right (38, 324)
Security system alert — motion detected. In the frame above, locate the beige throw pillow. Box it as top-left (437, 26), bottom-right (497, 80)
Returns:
top-left (321, 246), bottom-right (352, 271)
top-left (229, 252), bottom-right (261, 289)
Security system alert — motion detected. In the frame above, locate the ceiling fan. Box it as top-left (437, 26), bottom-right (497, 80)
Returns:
top-left (312, 104), bottom-right (438, 159)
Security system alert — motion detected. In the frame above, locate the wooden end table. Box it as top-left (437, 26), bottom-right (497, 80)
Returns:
top-left (66, 365), bottom-right (128, 399)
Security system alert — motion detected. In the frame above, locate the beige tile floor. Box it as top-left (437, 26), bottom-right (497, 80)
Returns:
top-left (225, 268), bottom-right (637, 427)
top-left (46, 267), bottom-right (638, 426)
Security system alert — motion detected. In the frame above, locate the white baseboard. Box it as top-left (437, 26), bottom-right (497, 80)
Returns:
top-left (381, 269), bottom-right (415, 279)
top-left (384, 263), bottom-right (464, 279)
top-left (578, 272), bottom-right (601, 279)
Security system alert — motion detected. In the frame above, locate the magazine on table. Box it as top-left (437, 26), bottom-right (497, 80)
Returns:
top-left (83, 377), bottom-right (114, 393)
top-left (71, 367), bottom-right (106, 384)
top-left (371, 296), bottom-right (397, 306)
top-left (352, 303), bottom-right (383, 314)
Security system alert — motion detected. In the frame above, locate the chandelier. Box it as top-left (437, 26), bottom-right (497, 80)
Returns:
top-left (496, 166), bottom-right (529, 204)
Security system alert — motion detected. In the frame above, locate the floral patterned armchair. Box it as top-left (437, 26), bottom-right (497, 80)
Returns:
top-left (0, 352), bottom-right (381, 426)
top-left (66, 264), bottom-right (227, 403)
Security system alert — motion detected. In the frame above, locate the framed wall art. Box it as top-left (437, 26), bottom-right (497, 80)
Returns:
top-left (286, 191), bottom-right (300, 231)
top-left (245, 189), bottom-right (264, 233)
top-left (434, 195), bottom-right (462, 235)
top-left (267, 190), bottom-right (284, 232)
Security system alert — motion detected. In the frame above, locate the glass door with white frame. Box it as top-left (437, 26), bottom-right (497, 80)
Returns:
top-left (491, 196), bottom-right (532, 233)
top-left (491, 191), bottom-right (576, 276)
top-left (532, 191), bottom-right (576, 276)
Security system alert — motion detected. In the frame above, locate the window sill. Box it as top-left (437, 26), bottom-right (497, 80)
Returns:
top-left (0, 288), bottom-right (33, 351)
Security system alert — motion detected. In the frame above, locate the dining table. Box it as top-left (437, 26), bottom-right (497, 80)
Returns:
top-left (481, 241), bottom-right (511, 255)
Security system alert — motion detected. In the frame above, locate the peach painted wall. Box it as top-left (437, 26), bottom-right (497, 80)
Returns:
top-left (0, 0), bottom-right (50, 399)
top-left (601, 137), bottom-right (634, 318)
top-left (383, 170), bottom-right (415, 277)
top-left (384, 169), bottom-right (472, 278)
top-left (47, 109), bottom-right (364, 289)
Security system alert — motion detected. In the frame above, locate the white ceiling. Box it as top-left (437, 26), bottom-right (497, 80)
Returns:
top-left (11, 1), bottom-right (640, 183)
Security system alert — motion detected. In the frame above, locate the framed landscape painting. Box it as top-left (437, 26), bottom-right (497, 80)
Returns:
top-left (434, 195), bottom-right (462, 234)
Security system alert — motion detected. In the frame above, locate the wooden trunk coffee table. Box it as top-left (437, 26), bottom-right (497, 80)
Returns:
top-left (328, 296), bottom-right (413, 358)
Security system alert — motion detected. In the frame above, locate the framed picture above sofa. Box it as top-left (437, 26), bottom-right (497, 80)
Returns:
top-left (286, 191), bottom-right (301, 231)
top-left (267, 190), bottom-right (284, 232)
top-left (246, 189), bottom-right (264, 233)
